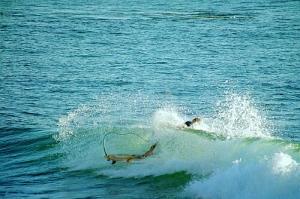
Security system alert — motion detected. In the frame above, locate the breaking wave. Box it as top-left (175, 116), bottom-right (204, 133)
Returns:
top-left (55, 92), bottom-right (300, 198)
top-left (184, 152), bottom-right (300, 199)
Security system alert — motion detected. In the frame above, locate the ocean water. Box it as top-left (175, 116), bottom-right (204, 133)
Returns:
top-left (1, 0), bottom-right (300, 198)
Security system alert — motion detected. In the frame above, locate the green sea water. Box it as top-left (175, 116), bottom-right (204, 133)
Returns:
top-left (1, 0), bottom-right (300, 198)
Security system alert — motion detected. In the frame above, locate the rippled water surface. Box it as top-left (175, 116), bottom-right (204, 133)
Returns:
top-left (1, 0), bottom-right (300, 198)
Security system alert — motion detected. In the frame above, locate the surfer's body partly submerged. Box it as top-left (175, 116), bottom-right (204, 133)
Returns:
top-left (104, 143), bottom-right (157, 164)
top-left (181, 117), bottom-right (202, 128)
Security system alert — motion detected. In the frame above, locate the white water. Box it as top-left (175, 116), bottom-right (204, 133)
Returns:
top-left (56, 93), bottom-right (300, 198)
top-left (185, 152), bottom-right (300, 199)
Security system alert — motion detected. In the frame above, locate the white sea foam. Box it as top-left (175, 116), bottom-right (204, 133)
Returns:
top-left (271, 152), bottom-right (298, 175)
top-left (184, 152), bottom-right (300, 199)
top-left (56, 93), bottom-right (299, 198)
top-left (151, 93), bottom-right (271, 139)
top-left (152, 106), bottom-right (185, 128)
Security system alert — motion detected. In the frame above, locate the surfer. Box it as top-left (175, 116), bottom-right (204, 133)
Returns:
top-left (183, 117), bottom-right (201, 128)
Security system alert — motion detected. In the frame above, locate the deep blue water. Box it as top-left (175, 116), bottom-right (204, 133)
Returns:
top-left (1, 0), bottom-right (300, 198)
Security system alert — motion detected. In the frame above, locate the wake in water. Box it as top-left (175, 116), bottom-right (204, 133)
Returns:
top-left (55, 93), bottom-right (300, 199)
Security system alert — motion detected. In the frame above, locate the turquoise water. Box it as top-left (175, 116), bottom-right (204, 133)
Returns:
top-left (1, 0), bottom-right (300, 198)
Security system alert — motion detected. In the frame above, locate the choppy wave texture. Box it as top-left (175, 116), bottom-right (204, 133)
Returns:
top-left (56, 93), bottom-right (300, 199)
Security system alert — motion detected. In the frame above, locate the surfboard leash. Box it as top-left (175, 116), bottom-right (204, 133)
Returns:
top-left (102, 131), bottom-right (153, 157)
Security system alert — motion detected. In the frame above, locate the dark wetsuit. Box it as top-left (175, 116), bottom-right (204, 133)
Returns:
top-left (185, 121), bottom-right (192, 127)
